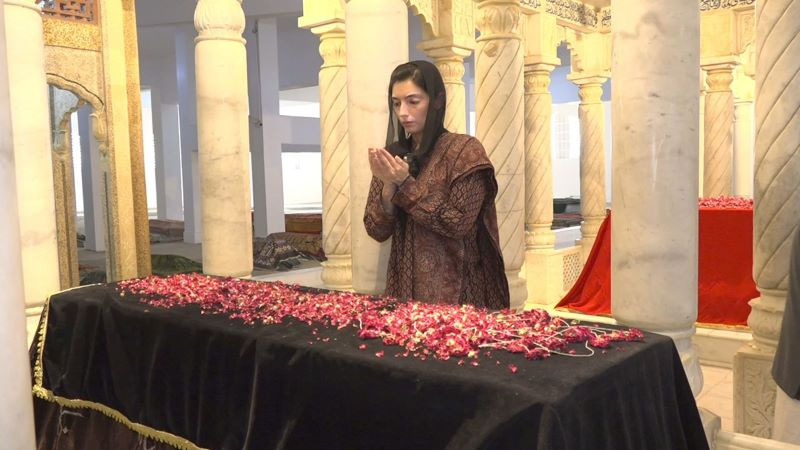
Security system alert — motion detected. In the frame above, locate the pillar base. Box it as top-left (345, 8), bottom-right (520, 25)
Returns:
top-left (699, 408), bottom-right (722, 449)
top-left (733, 343), bottom-right (777, 438)
top-left (506, 271), bottom-right (527, 311)
top-left (524, 246), bottom-right (581, 308)
top-left (525, 227), bottom-right (556, 249)
top-left (747, 291), bottom-right (785, 352)
top-left (774, 387), bottom-right (800, 444)
top-left (657, 326), bottom-right (704, 397)
top-left (321, 254), bottom-right (352, 291)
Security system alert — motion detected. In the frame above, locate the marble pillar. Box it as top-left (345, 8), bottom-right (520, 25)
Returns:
top-left (300, 13), bottom-right (353, 290)
top-left (703, 63), bottom-right (736, 197)
top-left (122, 0), bottom-right (152, 277)
top-left (4, 0), bottom-right (61, 310)
top-left (345, 0), bottom-right (407, 295)
top-left (100, 0), bottom-right (142, 281)
top-left (774, 387), bottom-right (800, 443)
top-left (570, 75), bottom-right (608, 263)
top-left (0, 2), bottom-right (37, 443)
top-left (150, 88), bottom-right (184, 221)
top-left (523, 63), bottom-right (562, 306)
top-left (176, 26), bottom-right (202, 244)
top-left (419, 45), bottom-right (469, 134)
top-left (610, 0), bottom-right (703, 397)
top-left (194, 0), bottom-right (253, 277)
top-left (733, 96), bottom-right (754, 198)
top-left (699, 71), bottom-right (706, 196)
top-left (249, 17), bottom-right (286, 238)
top-left (49, 88), bottom-right (81, 289)
top-left (475, 0), bottom-right (527, 309)
top-left (78, 107), bottom-right (106, 251)
top-left (734, 0), bottom-right (800, 438)
top-left (524, 65), bottom-right (556, 251)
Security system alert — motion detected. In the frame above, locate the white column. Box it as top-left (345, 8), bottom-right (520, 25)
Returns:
top-left (774, 387), bottom-right (800, 443)
top-left (524, 65), bottom-right (556, 251)
top-left (610, 0), bottom-right (703, 396)
top-left (300, 12), bottom-right (353, 290)
top-left (0, 0), bottom-right (38, 444)
top-left (733, 96), bottom-right (754, 198)
top-left (249, 17), bottom-right (285, 238)
top-left (176, 26), bottom-right (202, 243)
top-left (418, 44), bottom-right (469, 134)
top-left (150, 87), bottom-right (184, 221)
top-left (699, 71), bottom-right (706, 196)
top-left (702, 62), bottom-right (736, 197)
top-left (78, 107), bottom-right (106, 251)
top-left (4, 0), bottom-right (61, 310)
top-left (523, 63), bottom-right (564, 307)
top-left (569, 75), bottom-right (608, 263)
top-left (150, 87), bottom-right (167, 219)
top-left (734, 0), bottom-right (800, 437)
top-left (465, 59), bottom-right (476, 136)
top-left (346, 0), bottom-right (407, 294)
top-left (475, 0), bottom-right (527, 309)
top-left (144, 36), bottom-right (186, 221)
top-left (158, 103), bottom-right (184, 220)
top-left (194, 0), bottom-right (253, 277)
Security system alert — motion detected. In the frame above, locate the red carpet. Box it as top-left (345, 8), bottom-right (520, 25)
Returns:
top-left (556, 208), bottom-right (759, 327)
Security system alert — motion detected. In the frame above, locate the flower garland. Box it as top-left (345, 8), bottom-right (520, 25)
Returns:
top-left (118, 274), bottom-right (643, 372)
top-left (699, 196), bottom-right (753, 209)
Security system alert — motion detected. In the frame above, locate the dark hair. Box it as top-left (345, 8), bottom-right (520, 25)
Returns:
top-left (385, 60), bottom-right (447, 177)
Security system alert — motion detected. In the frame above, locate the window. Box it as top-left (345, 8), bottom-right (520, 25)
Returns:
top-left (551, 105), bottom-right (580, 160)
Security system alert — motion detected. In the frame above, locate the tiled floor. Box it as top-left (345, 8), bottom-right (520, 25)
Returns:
top-left (697, 365), bottom-right (734, 431)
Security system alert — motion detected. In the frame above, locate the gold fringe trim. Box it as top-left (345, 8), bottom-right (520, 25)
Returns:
top-left (33, 388), bottom-right (205, 450)
top-left (32, 284), bottom-right (205, 450)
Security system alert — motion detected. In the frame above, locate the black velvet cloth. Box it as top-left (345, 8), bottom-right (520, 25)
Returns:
top-left (34, 396), bottom-right (175, 450)
top-left (32, 283), bottom-right (708, 450)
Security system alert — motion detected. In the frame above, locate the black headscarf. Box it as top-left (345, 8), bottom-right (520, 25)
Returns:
top-left (385, 60), bottom-right (447, 177)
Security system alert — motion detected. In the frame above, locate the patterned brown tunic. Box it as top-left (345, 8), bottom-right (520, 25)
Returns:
top-left (364, 132), bottom-right (510, 309)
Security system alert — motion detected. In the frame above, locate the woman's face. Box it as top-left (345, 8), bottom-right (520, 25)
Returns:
top-left (391, 79), bottom-right (429, 138)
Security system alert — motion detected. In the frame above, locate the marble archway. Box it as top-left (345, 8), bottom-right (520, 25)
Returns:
top-left (46, 77), bottom-right (109, 288)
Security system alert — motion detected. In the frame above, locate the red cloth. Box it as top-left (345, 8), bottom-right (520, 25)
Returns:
top-left (556, 208), bottom-right (759, 326)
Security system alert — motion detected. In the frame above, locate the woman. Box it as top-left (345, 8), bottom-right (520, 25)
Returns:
top-left (363, 60), bottom-right (509, 309)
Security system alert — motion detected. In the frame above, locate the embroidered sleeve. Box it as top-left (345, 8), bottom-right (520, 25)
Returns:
top-left (392, 170), bottom-right (488, 238)
top-left (363, 176), bottom-right (396, 243)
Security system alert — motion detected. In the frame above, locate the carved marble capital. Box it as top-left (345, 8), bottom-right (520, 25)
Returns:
top-left (704, 64), bottom-right (736, 92)
top-left (433, 56), bottom-right (466, 84)
top-left (524, 70), bottom-right (552, 94)
top-left (576, 80), bottom-right (604, 104)
top-left (89, 111), bottom-right (108, 155)
top-left (194, 0), bottom-right (246, 43)
top-left (319, 31), bottom-right (346, 68)
top-left (476, 1), bottom-right (521, 38)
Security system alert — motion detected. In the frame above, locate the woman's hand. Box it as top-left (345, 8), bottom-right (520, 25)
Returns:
top-left (368, 147), bottom-right (411, 186)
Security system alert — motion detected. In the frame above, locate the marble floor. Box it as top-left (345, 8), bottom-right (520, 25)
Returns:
top-left (697, 365), bottom-right (734, 432)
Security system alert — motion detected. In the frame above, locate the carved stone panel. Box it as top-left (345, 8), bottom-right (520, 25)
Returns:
top-left (733, 347), bottom-right (777, 438)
